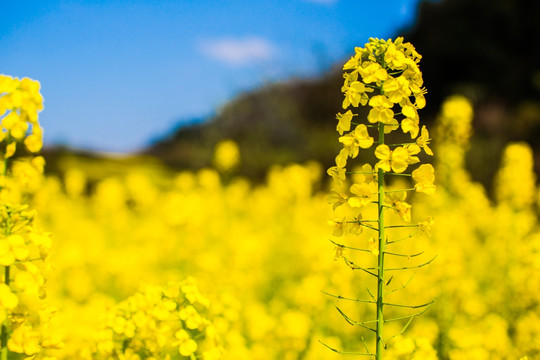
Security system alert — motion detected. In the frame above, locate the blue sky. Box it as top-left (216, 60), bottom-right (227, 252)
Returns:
top-left (1, 0), bottom-right (423, 153)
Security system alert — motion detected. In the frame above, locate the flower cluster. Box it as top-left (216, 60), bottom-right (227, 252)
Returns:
top-left (22, 127), bottom-right (538, 359)
top-left (433, 95), bottom-right (474, 196)
top-left (325, 38), bottom-right (435, 358)
top-left (0, 75), bottom-right (44, 157)
top-left (494, 142), bottom-right (536, 210)
top-left (328, 37), bottom-right (434, 237)
top-left (91, 278), bottom-right (223, 360)
top-left (0, 74), bottom-right (61, 359)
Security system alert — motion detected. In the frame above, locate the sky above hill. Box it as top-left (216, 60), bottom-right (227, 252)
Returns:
top-left (1, 0), bottom-right (425, 153)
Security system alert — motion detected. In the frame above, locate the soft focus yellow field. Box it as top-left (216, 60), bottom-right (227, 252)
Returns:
top-left (27, 100), bottom-right (539, 359)
top-left (2, 72), bottom-right (540, 360)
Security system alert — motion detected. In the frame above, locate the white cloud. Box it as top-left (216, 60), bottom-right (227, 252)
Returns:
top-left (303, 0), bottom-right (337, 4)
top-left (400, 2), bottom-right (408, 15)
top-left (199, 37), bottom-right (277, 66)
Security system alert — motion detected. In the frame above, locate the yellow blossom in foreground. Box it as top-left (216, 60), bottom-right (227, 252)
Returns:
top-left (327, 166), bottom-right (346, 183)
top-left (342, 81), bottom-right (369, 108)
top-left (367, 95), bottom-right (395, 124)
top-left (348, 182), bottom-right (377, 208)
top-left (336, 110), bottom-right (354, 135)
top-left (412, 164), bottom-right (436, 194)
top-left (339, 124), bottom-right (374, 158)
top-left (418, 217), bottom-right (435, 236)
top-left (175, 329), bottom-right (198, 357)
top-left (374, 145), bottom-right (409, 173)
top-left (0, 283), bottom-right (18, 310)
top-left (385, 191), bottom-right (412, 222)
top-left (359, 61), bottom-right (388, 84)
top-left (416, 125), bottom-right (433, 155)
top-left (8, 324), bottom-right (41, 355)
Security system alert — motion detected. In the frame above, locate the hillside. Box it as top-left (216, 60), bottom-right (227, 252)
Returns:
top-left (139, 0), bottom-right (540, 191)
top-left (143, 71), bottom-right (346, 181)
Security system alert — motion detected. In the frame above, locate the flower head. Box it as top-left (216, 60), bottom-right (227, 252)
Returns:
top-left (412, 164), bottom-right (436, 195)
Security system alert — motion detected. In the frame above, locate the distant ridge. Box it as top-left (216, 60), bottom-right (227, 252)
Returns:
top-left (138, 0), bottom-right (540, 188)
top-left (142, 70), bottom-right (347, 181)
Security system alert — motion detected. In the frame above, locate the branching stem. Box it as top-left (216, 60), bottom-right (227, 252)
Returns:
top-left (376, 121), bottom-right (386, 359)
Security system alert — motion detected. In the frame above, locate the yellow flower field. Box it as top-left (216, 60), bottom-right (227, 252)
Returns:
top-left (2, 48), bottom-right (540, 359)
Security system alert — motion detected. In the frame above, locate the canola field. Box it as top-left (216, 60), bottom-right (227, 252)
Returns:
top-left (1, 42), bottom-right (540, 359)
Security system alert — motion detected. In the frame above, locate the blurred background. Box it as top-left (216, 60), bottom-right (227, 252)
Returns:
top-left (2, 0), bottom-right (538, 192)
top-left (2, 1), bottom-right (540, 359)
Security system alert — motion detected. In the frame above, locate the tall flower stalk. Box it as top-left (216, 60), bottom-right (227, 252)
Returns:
top-left (0, 75), bottom-right (61, 359)
top-left (325, 38), bottom-right (435, 359)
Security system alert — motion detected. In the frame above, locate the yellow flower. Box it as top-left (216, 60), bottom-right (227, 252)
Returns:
top-left (0, 75), bottom-right (18, 95)
top-left (7, 234), bottom-right (30, 261)
top-left (414, 89), bottom-right (427, 109)
top-left (384, 43), bottom-right (407, 70)
top-left (24, 133), bottom-right (43, 153)
top-left (418, 217), bottom-right (434, 236)
top-left (333, 244), bottom-right (344, 260)
top-left (0, 283), bottom-right (18, 309)
top-left (405, 144), bottom-right (421, 165)
top-left (412, 164), bottom-right (436, 195)
top-left (385, 191), bottom-right (412, 222)
top-left (8, 324), bottom-right (41, 355)
top-left (342, 55), bottom-right (360, 70)
top-left (0, 241), bottom-right (15, 266)
top-left (213, 139), bottom-right (240, 171)
top-left (179, 339), bottom-right (198, 357)
top-left (374, 145), bottom-right (409, 173)
top-left (5, 142), bottom-right (16, 158)
top-left (368, 237), bottom-right (379, 256)
top-left (1, 111), bottom-right (19, 129)
top-left (416, 126), bottom-right (433, 155)
top-left (339, 124), bottom-right (374, 158)
top-left (175, 329), bottom-right (198, 357)
top-left (14, 262), bottom-right (45, 295)
top-left (367, 95), bottom-right (394, 124)
top-left (401, 104), bottom-right (420, 138)
top-left (327, 166), bottom-right (346, 184)
top-left (359, 62), bottom-right (388, 84)
top-left (348, 182), bottom-right (377, 208)
top-left (342, 81), bottom-right (369, 108)
top-left (182, 282), bottom-right (208, 305)
top-left (31, 155), bottom-right (46, 173)
top-left (383, 76), bottom-right (411, 104)
top-left (179, 305), bottom-right (203, 329)
top-left (328, 218), bottom-right (345, 237)
top-left (328, 216), bottom-right (362, 237)
top-left (347, 216), bottom-right (363, 236)
top-left (203, 348), bottom-right (222, 360)
top-left (335, 148), bottom-right (348, 168)
top-left (327, 190), bottom-right (348, 210)
top-left (354, 163), bottom-right (376, 183)
top-left (10, 120), bottom-right (29, 140)
top-left (336, 110), bottom-right (355, 135)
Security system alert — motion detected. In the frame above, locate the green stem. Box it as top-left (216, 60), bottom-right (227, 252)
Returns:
top-left (0, 203), bottom-right (12, 360)
top-left (1, 266), bottom-right (9, 360)
top-left (0, 155), bottom-right (8, 192)
top-left (376, 121), bottom-right (386, 359)
top-left (3, 267), bottom-right (9, 288)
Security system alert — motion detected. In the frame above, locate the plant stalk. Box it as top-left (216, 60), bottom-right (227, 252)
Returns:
top-left (0, 266), bottom-right (9, 360)
top-left (1, 206), bottom-right (11, 360)
top-left (376, 121), bottom-right (386, 359)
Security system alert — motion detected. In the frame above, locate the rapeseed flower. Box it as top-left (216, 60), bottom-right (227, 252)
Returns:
top-left (327, 37), bottom-right (434, 359)
top-left (412, 164), bottom-right (436, 195)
